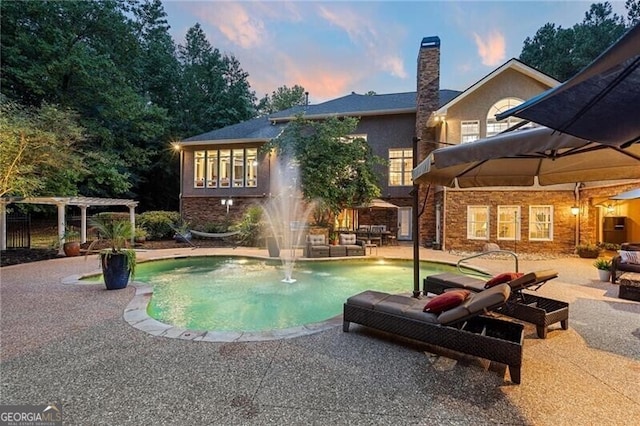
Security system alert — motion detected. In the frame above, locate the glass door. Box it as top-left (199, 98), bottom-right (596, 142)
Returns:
top-left (398, 207), bottom-right (412, 240)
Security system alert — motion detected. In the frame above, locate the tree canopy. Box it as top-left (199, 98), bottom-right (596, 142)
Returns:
top-left (265, 116), bottom-right (384, 217)
top-left (257, 85), bottom-right (308, 115)
top-left (519, 1), bottom-right (636, 81)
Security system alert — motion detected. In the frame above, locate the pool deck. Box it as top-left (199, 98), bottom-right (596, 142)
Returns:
top-left (1, 244), bottom-right (639, 425)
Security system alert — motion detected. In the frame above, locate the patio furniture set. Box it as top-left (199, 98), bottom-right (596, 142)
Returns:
top-left (356, 225), bottom-right (397, 246)
top-left (611, 242), bottom-right (640, 301)
top-left (305, 234), bottom-right (365, 258)
top-left (344, 268), bottom-right (571, 384)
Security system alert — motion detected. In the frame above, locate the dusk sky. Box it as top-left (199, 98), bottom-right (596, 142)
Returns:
top-left (162, 1), bottom-right (629, 103)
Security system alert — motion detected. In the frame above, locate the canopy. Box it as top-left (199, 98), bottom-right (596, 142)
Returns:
top-left (610, 188), bottom-right (640, 200)
top-left (496, 24), bottom-right (640, 146)
top-left (412, 126), bottom-right (640, 187)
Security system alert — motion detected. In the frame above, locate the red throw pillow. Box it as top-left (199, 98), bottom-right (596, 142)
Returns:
top-left (423, 290), bottom-right (470, 314)
top-left (484, 272), bottom-right (524, 288)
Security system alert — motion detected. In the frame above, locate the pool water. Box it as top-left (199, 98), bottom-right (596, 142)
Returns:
top-left (87, 256), bottom-right (472, 332)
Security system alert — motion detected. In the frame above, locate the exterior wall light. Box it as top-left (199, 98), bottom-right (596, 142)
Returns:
top-left (570, 206), bottom-right (580, 216)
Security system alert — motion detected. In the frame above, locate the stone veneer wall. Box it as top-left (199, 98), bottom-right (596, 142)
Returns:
top-left (182, 197), bottom-right (261, 229)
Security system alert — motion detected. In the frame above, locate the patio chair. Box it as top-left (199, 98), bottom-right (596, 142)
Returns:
top-left (343, 283), bottom-right (524, 383)
top-left (424, 270), bottom-right (568, 338)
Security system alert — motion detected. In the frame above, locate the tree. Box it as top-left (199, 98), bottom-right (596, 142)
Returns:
top-left (519, 2), bottom-right (627, 81)
top-left (0, 100), bottom-right (86, 198)
top-left (265, 115), bottom-right (384, 217)
top-left (176, 23), bottom-right (256, 136)
top-left (257, 85), bottom-right (307, 115)
top-left (625, 0), bottom-right (640, 25)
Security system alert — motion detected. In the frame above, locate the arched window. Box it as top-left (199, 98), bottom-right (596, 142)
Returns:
top-left (486, 98), bottom-right (524, 137)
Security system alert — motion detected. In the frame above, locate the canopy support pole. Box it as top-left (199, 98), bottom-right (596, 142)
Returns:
top-left (412, 136), bottom-right (421, 298)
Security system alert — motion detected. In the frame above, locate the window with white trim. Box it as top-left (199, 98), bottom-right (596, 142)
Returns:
top-left (467, 206), bottom-right (489, 240)
top-left (388, 148), bottom-right (412, 186)
top-left (461, 120), bottom-right (480, 143)
top-left (486, 98), bottom-right (524, 137)
top-left (497, 205), bottom-right (521, 240)
top-left (529, 205), bottom-right (553, 240)
top-left (193, 148), bottom-right (257, 188)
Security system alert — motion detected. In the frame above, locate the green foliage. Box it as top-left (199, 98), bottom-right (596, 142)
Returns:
top-left (0, 100), bottom-right (86, 197)
top-left (576, 243), bottom-right (601, 258)
top-left (257, 85), bottom-right (307, 115)
top-left (593, 258), bottom-right (612, 270)
top-left (264, 115), bottom-right (384, 217)
top-left (232, 205), bottom-right (263, 247)
top-left (137, 210), bottom-right (181, 240)
top-left (88, 214), bottom-right (136, 276)
top-left (519, 2), bottom-right (628, 81)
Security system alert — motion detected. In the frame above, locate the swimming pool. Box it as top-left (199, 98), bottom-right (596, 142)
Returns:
top-left (108, 256), bottom-right (472, 333)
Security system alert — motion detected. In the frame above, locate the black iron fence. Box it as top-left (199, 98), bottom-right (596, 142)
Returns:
top-left (6, 212), bottom-right (31, 249)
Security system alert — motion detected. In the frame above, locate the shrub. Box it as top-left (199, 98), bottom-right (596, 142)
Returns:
top-left (576, 243), bottom-right (601, 259)
top-left (233, 205), bottom-right (263, 247)
top-left (593, 258), bottom-right (612, 270)
top-left (137, 211), bottom-right (181, 240)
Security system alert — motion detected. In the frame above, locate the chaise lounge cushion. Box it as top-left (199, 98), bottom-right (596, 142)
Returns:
top-left (423, 290), bottom-right (470, 313)
top-left (485, 272), bottom-right (524, 288)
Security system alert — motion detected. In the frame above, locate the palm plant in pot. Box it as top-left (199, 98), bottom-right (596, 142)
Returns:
top-left (88, 215), bottom-right (136, 290)
top-left (593, 258), bottom-right (612, 282)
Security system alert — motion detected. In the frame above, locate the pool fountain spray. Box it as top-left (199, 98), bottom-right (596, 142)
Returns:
top-left (261, 158), bottom-right (316, 283)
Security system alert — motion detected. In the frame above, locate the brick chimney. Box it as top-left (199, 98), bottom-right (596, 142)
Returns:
top-left (415, 36), bottom-right (440, 248)
top-left (415, 36), bottom-right (440, 160)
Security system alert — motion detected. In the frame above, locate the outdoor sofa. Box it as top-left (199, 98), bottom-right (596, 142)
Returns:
top-left (339, 233), bottom-right (365, 256)
top-left (611, 242), bottom-right (640, 283)
top-left (423, 270), bottom-right (568, 339)
top-left (343, 283), bottom-right (525, 384)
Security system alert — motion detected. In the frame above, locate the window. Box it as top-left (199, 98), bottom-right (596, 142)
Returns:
top-left (529, 205), bottom-right (553, 240)
top-left (497, 205), bottom-right (521, 240)
top-left (486, 98), bottom-right (524, 137)
top-left (467, 206), bottom-right (489, 240)
top-left (389, 148), bottom-right (412, 186)
top-left (461, 120), bottom-right (479, 143)
top-left (193, 148), bottom-right (257, 189)
top-left (194, 151), bottom-right (205, 187)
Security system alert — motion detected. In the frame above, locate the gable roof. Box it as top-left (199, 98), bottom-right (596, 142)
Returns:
top-left (434, 58), bottom-right (560, 116)
top-left (182, 89), bottom-right (461, 145)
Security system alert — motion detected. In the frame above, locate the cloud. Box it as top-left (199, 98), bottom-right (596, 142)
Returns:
top-left (473, 30), bottom-right (506, 66)
top-left (187, 2), bottom-right (266, 48)
top-left (317, 4), bottom-right (407, 79)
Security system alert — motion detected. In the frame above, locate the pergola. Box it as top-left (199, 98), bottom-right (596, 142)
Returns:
top-left (0, 196), bottom-right (138, 253)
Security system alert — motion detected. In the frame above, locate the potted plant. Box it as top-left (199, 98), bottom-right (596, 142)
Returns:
top-left (88, 215), bottom-right (135, 290)
top-left (62, 226), bottom-right (81, 257)
top-left (134, 226), bottom-right (148, 244)
top-left (576, 243), bottom-right (601, 259)
top-left (329, 231), bottom-right (339, 246)
top-left (593, 258), bottom-right (612, 282)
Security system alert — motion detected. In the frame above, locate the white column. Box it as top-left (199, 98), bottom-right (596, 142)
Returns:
top-left (57, 203), bottom-right (66, 255)
top-left (129, 206), bottom-right (136, 244)
top-left (80, 206), bottom-right (88, 243)
top-left (0, 201), bottom-right (7, 251)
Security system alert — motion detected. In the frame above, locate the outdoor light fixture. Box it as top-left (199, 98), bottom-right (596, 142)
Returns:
top-left (607, 204), bottom-right (615, 214)
top-left (221, 198), bottom-right (233, 214)
top-left (570, 205), bottom-right (580, 216)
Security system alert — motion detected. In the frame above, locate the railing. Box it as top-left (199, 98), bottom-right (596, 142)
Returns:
top-left (456, 250), bottom-right (519, 276)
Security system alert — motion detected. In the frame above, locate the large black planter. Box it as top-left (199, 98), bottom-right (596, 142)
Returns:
top-left (101, 253), bottom-right (132, 290)
top-left (266, 237), bottom-right (280, 258)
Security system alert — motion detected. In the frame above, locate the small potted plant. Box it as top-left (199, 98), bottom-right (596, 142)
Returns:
top-left (593, 258), bottom-right (612, 282)
top-left (62, 226), bottom-right (81, 257)
top-left (329, 231), bottom-right (339, 246)
top-left (134, 226), bottom-right (148, 244)
top-left (87, 215), bottom-right (135, 290)
top-left (576, 243), bottom-right (601, 259)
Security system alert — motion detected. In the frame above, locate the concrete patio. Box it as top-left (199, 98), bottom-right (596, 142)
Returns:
top-left (1, 244), bottom-right (639, 425)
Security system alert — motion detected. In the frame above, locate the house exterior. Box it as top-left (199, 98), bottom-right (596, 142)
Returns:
top-left (177, 36), bottom-right (640, 253)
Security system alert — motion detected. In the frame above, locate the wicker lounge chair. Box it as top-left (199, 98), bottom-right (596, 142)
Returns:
top-left (424, 270), bottom-right (568, 339)
top-left (343, 284), bottom-right (525, 384)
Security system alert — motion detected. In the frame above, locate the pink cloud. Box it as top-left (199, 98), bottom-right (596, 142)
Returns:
top-left (188, 2), bottom-right (266, 48)
top-left (473, 30), bottom-right (506, 66)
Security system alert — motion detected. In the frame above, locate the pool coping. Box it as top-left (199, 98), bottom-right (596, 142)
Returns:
top-left (63, 253), bottom-right (472, 342)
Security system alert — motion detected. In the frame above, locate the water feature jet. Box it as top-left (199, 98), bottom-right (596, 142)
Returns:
top-left (261, 158), bottom-right (316, 283)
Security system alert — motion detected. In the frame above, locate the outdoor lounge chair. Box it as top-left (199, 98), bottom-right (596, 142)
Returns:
top-left (343, 283), bottom-right (525, 384)
top-left (424, 270), bottom-right (568, 339)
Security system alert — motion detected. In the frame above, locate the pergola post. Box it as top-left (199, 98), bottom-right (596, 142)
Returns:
top-left (80, 205), bottom-right (88, 244)
top-left (57, 202), bottom-right (66, 255)
top-left (129, 205), bottom-right (136, 244)
top-left (0, 201), bottom-right (7, 251)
